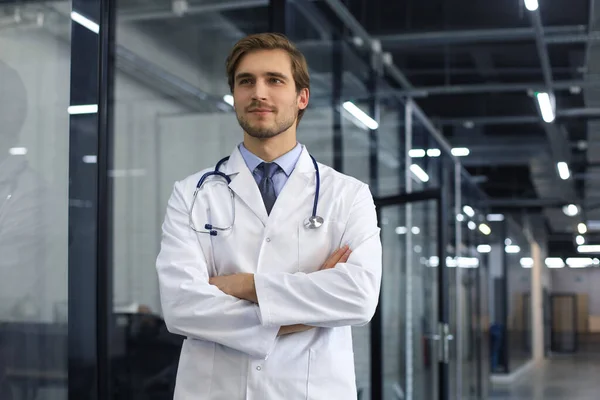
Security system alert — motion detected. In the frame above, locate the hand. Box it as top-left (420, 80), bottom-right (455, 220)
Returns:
top-left (277, 246), bottom-right (352, 336)
top-left (319, 244), bottom-right (352, 270)
top-left (209, 273), bottom-right (257, 303)
top-left (278, 324), bottom-right (314, 336)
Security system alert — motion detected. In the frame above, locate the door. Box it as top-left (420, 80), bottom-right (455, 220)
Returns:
top-left (551, 294), bottom-right (577, 352)
top-left (371, 189), bottom-right (451, 400)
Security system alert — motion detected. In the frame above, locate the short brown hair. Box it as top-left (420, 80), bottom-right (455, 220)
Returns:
top-left (225, 33), bottom-right (310, 124)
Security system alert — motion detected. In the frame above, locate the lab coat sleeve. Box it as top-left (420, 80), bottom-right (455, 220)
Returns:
top-left (156, 180), bottom-right (280, 359)
top-left (254, 183), bottom-right (382, 328)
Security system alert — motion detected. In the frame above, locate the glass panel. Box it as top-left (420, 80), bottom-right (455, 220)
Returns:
top-left (0, 1), bottom-right (70, 398)
top-left (341, 43), bottom-right (372, 184)
top-left (456, 173), bottom-right (490, 399)
top-left (411, 200), bottom-right (439, 400)
top-left (381, 205), bottom-right (405, 399)
top-left (506, 218), bottom-right (532, 370)
top-left (378, 97), bottom-right (405, 197)
top-left (112, 3), bottom-right (269, 398)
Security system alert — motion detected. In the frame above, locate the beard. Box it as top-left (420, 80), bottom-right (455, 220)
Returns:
top-left (236, 104), bottom-right (297, 139)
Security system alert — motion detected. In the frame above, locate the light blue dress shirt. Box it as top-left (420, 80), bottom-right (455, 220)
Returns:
top-left (238, 142), bottom-right (303, 197)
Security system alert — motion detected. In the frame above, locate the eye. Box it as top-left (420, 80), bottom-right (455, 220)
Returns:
top-left (270, 78), bottom-right (283, 84)
top-left (239, 78), bottom-right (251, 85)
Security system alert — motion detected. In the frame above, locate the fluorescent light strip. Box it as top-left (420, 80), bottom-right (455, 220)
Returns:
top-left (487, 213), bottom-right (505, 222)
top-left (524, 0), bottom-right (539, 11)
top-left (68, 104), bottom-right (98, 115)
top-left (566, 257), bottom-right (593, 268)
top-left (223, 94), bottom-right (234, 106)
top-left (427, 149), bottom-right (441, 157)
top-left (557, 162), bottom-right (570, 180)
top-left (505, 245), bottom-right (520, 253)
top-left (477, 244), bottom-right (491, 253)
top-left (578, 223), bottom-right (588, 234)
top-left (578, 245), bottom-right (600, 253)
top-left (342, 101), bottom-right (378, 130)
top-left (463, 205), bottom-right (475, 217)
top-left (576, 235), bottom-right (585, 245)
top-left (408, 149), bottom-right (426, 158)
top-left (409, 164), bottom-right (430, 182)
top-left (520, 257), bottom-right (533, 268)
top-left (478, 223), bottom-right (491, 235)
top-left (451, 147), bottom-right (470, 157)
top-left (545, 257), bottom-right (565, 268)
top-left (71, 11), bottom-right (99, 34)
top-left (9, 147), bottom-right (27, 155)
top-left (82, 155), bottom-right (97, 164)
top-left (536, 92), bottom-right (555, 123)
top-left (562, 204), bottom-right (578, 216)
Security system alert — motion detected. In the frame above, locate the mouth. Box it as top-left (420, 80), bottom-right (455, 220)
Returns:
top-left (249, 109), bottom-right (273, 114)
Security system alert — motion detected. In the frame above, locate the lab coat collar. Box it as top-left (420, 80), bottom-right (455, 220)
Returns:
top-left (223, 145), bottom-right (314, 226)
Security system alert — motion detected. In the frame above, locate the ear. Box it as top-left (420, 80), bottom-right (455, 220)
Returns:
top-left (297, 88), bottom-right (309, 110)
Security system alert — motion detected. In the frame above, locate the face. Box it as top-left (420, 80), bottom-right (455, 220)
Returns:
top-left (232, 49), bottom-right (309, 139)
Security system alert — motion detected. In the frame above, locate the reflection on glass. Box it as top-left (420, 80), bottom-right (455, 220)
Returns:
top-left (112, 3), bottom-right (271, 398)
top-left (0, 2), bottom-right (70, 398)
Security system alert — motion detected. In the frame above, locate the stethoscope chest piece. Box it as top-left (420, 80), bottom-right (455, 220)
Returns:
top-left (304, 215), bottom-right (324, 229)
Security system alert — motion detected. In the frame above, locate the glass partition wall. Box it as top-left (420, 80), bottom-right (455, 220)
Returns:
top-left (18, 0), bottom-right (502, 398)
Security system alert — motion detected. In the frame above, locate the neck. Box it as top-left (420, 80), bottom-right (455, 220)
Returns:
top-left (243, 127), bottom-right (297, 162)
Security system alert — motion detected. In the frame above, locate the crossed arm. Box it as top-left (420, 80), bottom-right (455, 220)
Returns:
top-left (156, 180), bottom-right (381, 359)
top-left (208, 245), bottom-right (352, 336)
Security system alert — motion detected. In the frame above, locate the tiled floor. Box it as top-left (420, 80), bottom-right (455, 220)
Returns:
top-left (490, 353), bottom-right (600, 400)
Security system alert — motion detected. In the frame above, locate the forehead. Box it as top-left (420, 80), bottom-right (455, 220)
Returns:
top-left (235, 49), bottom-right (293, 76)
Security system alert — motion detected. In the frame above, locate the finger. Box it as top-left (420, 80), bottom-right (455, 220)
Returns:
top-left (320, 246), bottom-right (344, 270)
top-left (322, 245), bottom-right (349, 270)
top-left (338, 248), bottom-right (352, 264)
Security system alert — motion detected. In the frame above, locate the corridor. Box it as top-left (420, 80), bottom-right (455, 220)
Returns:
top-left (490, 354), bottom-right (600, 400)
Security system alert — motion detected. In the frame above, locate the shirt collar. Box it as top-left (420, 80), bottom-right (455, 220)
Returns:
top-left (238, 142), bottom-right (303, 177)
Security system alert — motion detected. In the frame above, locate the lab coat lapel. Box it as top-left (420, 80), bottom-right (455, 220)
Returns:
top-left (268, 147), bottom-right (314, 223)
top-left (222, 147), bottom-right (269, 226)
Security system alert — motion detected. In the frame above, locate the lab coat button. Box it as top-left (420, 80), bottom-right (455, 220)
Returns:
top-left (265, 238), bottom-right (271, 242)
top-left (256, 366), bottom-right (262, 371)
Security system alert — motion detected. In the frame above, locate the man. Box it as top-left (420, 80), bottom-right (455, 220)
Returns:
top-left (156, 33), bottom-right (382, 400)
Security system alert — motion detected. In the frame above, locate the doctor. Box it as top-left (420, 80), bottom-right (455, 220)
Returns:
top-left (156, 32), bottom-right (382, 400)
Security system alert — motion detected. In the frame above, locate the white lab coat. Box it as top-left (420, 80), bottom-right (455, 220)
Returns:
top-left (156, 144), bottom-right (382, 400)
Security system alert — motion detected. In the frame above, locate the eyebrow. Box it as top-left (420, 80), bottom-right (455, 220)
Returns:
top-left (235, 72), bottom-right (289, 81)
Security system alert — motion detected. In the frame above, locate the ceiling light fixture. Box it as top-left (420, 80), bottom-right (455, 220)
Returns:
top-left (410, 164), bottom-right (430, 183)
top-left (478, 223), bottom-right (491, 235)
top-left (536, 92), bottom-right (555, 123)
top-left (343, 101), bottom-right (379, 130)
top-left (578, 245), bottom-right (600, 253)
top-left (408, 149), bottom-right (426, 158)
top-left (71, 11), bottom-right (99, 34)
top-left (557, 162), bottom-right (570, 180)
top-left (477, 244), bottom-right (491, 253)
top-left (562, 204), bottom-right (579, 217)
top-left (524, 0), bottom-right (539, 11)
top-left (451, 147), bottom-right (470, 157)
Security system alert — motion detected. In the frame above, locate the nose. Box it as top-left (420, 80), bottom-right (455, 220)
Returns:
top-left (251, 79), bottom-right (268, 101)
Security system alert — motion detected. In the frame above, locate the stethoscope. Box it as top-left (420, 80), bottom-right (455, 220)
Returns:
top-left (189, 154), bottom-right (324, 236)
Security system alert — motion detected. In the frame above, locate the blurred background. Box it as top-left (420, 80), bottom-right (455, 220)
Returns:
top-left (1, 0), bottom-right (599, 399)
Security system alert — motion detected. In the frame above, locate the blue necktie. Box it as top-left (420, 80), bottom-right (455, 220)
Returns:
top-left (256, 162), bottom-right (279, 215)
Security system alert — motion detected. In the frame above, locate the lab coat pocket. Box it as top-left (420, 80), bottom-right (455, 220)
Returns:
top-left (298, 221), bottom-right (342, 273)
top-left (174, 338), bottom-right (215, 399)
top-left (307, 347), bottom-right (356, 399)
